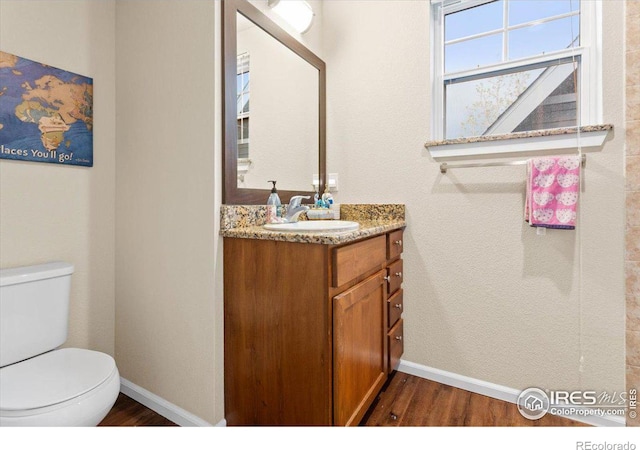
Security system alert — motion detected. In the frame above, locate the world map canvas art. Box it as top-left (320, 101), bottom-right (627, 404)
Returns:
top-left (0, 51), bottom-right (93, 167)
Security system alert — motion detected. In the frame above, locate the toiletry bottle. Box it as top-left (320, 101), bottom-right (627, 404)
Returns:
top-left (267, 180), bottom-right (281, 206)
top-left (266, 205), bottom-right (277, 223)
top-left (321, 186), bottom-right (333, 207)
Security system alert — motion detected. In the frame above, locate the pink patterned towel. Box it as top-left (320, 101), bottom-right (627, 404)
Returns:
top-left (525, 156), bottom-right (580, 230)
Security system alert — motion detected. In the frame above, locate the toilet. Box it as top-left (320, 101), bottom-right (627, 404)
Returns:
top-left (0, 262), bottom-right (120, 426)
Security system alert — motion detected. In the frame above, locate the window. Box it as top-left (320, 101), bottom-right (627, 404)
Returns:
top-left (237, 52), bottom-right (250, 159)
top-left (431, 0), bottom-right (601, 142)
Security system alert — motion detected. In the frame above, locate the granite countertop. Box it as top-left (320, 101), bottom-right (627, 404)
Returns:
top-left (221, 219), bottom-right (406, 245)
top-left (220, 204), bottom-right (405, 245)
top-left (424, 124), bottom-right (613, 148)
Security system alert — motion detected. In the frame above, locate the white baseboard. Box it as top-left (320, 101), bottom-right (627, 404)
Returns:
top-left (398, 360), bottom-right (625, 428)
top-left (119, 378), bottom-right (225, 427)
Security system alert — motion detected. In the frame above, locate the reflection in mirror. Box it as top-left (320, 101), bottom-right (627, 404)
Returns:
top-left (223, 0), bottom-right (325, 205)
top-left (235, 13), bottom-right (319, 192)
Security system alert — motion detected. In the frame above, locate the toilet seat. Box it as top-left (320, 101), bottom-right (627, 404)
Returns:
top-left (0, 348), bottom-right (120, 426)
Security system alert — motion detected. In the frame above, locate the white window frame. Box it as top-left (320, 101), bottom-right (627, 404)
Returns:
top-left (429, 0), bottom-right (603, 158)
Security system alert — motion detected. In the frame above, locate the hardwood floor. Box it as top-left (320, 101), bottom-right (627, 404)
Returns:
top-left (360, 371), bottom-right (588, 426)
top-left (98, 393), bottom-right (177, 426)
top-left (99, 373), bottom-right (588, 426)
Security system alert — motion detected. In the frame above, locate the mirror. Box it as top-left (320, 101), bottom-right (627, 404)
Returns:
top-left (223, 0), bottom-right (326, 204)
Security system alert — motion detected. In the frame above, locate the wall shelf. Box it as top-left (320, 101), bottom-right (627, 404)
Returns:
top-left (425, 125), bottom-right (612, 161)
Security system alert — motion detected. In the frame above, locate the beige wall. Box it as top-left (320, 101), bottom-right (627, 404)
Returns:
top-left (0, 0), bottom-right (116, 356)
top-left (626, 0), bottom-right (640, 427)
top-left (323, 0), bottom-right (626, 396)
top-left (115, 0), bottom-right (221, 424)
top-left (111, 0), bottom-right (323, 425)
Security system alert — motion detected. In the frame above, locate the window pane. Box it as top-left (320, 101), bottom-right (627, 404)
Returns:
top-left (509, 15), bottom-right (579, 60)
top-left (445, 1), bottom-right (503, 42)
top-left (445, 60), bottom-right (577, 138)
top-left (243, 118), bottom-right (249, 139)
top-left (509, 0), bottom-right (579, 26)
top-left (513, 67), bottom-right (577, 132)
top-left (445, 33), bottom-right (502, 73)
top-left (240, 96), bottom-right (250, 114)
top-left (237, 94), bottom-right (249, 115)
top-left (238, 142), bottom-right (249, 159)
top-left (242, 72), bottom-right (250, 93)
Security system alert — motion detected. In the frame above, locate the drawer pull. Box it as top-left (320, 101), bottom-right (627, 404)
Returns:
top-left (395, 272), bottom-right (402, 278)
top-left (395, 335), bottom-right (402, 341)
top-left (394, 303), bottom-right (402, 309)
top-left (394, 240), bottom-right (402, 246)
top-left (390, 413), bottom-right (398, 421)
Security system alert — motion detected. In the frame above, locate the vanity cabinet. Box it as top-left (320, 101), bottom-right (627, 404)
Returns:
top-left (224, 228), bottom-right (404, 426)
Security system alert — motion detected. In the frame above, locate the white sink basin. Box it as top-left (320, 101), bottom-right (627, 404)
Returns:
top-left (264, 220), bottom-right (359, 233)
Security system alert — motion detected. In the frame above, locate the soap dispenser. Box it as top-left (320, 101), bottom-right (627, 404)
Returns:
top-left (267, 180), bottom-right (281, 206)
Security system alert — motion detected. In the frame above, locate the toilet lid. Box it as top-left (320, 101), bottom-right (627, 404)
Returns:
top-left (0, 348), bottom-right (116, 411)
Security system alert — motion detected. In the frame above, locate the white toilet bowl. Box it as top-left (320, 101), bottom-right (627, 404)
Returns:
top-left (0, 262), bottom-right (121, 426)
top-left (0, 348), bottom-right (120, 426)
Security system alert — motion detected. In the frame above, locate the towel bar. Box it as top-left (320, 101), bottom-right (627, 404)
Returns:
top-left (439, 155), bottom-right (586, 174)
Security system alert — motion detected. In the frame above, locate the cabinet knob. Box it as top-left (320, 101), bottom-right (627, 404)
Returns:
top-left (395, 335), bottom-right (402, 341)
top-left (395, 272), bottom-right (402, 278)
top-left (394, 303), bottom-right (402, 309)
top-left (383, 276), bottom-right (390, 283)
top-left (394, 240), bottom-right (402, 246)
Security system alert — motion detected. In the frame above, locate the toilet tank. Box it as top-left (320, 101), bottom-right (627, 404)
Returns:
top-left (0, 262), bottom-right (74, 367)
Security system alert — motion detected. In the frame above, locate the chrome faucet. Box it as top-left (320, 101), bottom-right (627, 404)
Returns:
top-left (284, 195), bottom-right (310, 222)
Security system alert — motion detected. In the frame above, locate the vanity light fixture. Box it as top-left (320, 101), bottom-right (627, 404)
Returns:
top-left (268, 0), bottom-right (314, 34)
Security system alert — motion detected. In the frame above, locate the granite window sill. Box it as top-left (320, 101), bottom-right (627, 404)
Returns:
top-left (425, 125), bottom-right (613, 161)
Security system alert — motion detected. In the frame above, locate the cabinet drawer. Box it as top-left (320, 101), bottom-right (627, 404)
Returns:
top-left (388, 319), bottom-right (403, 372)
top-left (387, 229), bottom-right (403, 260)
top-left (386, 259), bottom-right (403, 295)
top-left (333, 235), bottom-right (386, 288)
top-left (387, 289), bottom-right (403, 328)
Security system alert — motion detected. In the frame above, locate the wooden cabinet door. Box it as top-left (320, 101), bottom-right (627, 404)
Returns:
top-left (333, 270), bottom-right (387, 426)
